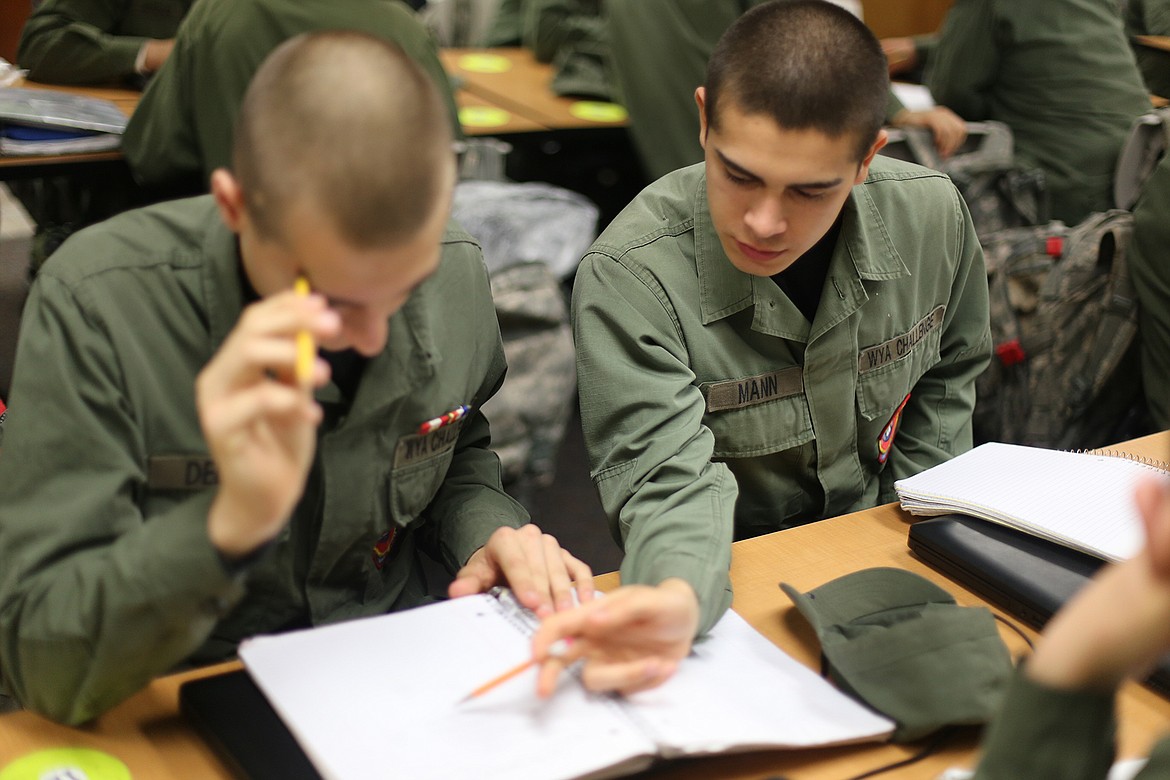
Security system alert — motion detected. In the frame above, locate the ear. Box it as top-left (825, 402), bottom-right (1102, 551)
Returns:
top-left (854, 129), bottom-right (889, 185)
top-left (210, 168), bottom-right (247, 234)
top-left (695, 86), bottom-right (709, 151)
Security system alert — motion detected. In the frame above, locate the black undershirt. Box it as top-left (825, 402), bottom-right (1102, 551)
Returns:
top-left (771, 217), bottom-right (842, 324)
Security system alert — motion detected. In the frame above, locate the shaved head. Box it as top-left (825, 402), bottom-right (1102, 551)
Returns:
top-left (232, 30), bottom-right (455, 248)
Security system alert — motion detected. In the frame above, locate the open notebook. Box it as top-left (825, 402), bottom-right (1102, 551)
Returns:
top-left (895, 442), bottom-right (1170, 562)
top-left (236, 588), bottom-right (894, 780)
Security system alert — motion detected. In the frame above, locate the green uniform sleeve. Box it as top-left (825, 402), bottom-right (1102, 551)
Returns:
top-left (886, 88), bottom-right (906, 124)
top-left (121, 21), bottom-right (202, 187)
top-left (882, 187), bottom-right (990, 500)
top-left (925, 0), bottom-right (1000, 120)
top-left (16, 0), bottom-right (190, 85)
top-left (573, 253), bottom-right (734, 635)
top-left (0, 274), bottom-right (244, 725)
top-left (974, 666), bottom-right (1116, 780)
top-left (420, 244), bottom-right (528, 571)
top-left (17, 0), bottom-right (144, 84)
top-left (1131, 157), bottom-right (1170, 429)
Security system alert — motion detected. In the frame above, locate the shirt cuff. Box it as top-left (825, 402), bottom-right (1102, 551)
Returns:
top-left (134, 42), bottom-right (151, 76)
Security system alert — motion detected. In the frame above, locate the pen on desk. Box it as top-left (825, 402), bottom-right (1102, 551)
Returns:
top-left (460, 637), bottom-right (573, 703)
top-left (418, 404), bottom-right (471, 435)
top-left (294, 275), bottom-right (315, 388)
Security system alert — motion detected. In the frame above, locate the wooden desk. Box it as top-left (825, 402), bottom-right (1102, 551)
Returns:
top-left (441, 48), bottom-right (629, 131)
top-left (4, 432), bottom-right (1169, 779)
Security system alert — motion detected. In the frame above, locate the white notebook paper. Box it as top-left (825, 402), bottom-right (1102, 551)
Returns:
top-left (239, 589), bottom-right (894, 780)
top-left (895, 442), bottom-right (1170, 562)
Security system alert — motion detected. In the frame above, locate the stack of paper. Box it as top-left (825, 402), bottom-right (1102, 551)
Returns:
top-left (895, 442), bottom-right (1164, 562)
top-left (0, 86), bottom-right (126, 156)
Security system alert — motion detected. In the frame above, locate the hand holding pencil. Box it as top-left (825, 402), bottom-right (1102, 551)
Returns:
top-left (197, 276), bottom-right (340, 559)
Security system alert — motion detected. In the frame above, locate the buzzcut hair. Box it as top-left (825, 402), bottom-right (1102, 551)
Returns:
top-left (232, 30), bottom-right (455, 248)
top-left (704, 0), bottom-right (889, 162)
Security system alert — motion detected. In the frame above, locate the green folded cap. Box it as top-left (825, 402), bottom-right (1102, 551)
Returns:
top-left (781, 567), bottom-right (1013, 742)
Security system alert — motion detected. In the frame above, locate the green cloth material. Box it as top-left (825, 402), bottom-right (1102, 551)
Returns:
top-left (571, 157), bottom-right (991, 634)
top-left (121, 0), bottom-right (461, 190)
top-left (781, 568), bottom-right (1012, 742)
top-left (1130, 153), bottom-right (1170, 429)
top-left (0, 196), bottom-right (525, 725)
top-left (16, 0), bottom-right (193, 85)
top-left (925, 0), bottom-right (1150, 225)
top-left (1126, 0), bottom-right (1170, 100)
top-left (603, 0), bottom-right (912, 179)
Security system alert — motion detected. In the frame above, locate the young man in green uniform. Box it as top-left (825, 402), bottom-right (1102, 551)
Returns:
top-left (926, 0), bottom-right (1150, 225)
top-left (974, 476), bottom-right (1170, 778)
top-left (0, 31), bottom-right (592, 726)
top-left (17, 0), bottom-right (192, 85)
top-left (532, 0), bottom-right (991, 688)
top-left (121, 0), bottom-right (460, 193)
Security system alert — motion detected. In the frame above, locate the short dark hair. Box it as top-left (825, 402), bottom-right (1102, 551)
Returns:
top-left (232, 31), bottom-right (454, 247)
top-left (704, 0), bottom-right (889, 161)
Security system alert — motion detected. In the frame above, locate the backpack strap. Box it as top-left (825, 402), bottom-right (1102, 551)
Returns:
top-left (1113, 107), bottom-right (1170, 210)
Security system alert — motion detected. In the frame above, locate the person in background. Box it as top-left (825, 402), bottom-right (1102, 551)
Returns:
top-left (121, 0), bottom-right (460, 196)
top-left (925, 0), bottom-right (1149, 225)
top-left (975, 474), bottom-right (1170, 778)
top-left (604, 0), bottom-right (966, 181)
top-left (17, 0), bottom-right (192, 86)
top-left (0, 31), bottom-right (590, 726)
top-left (532, 0), bottom-right (990, 693)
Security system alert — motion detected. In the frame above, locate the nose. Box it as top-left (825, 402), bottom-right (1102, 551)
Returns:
top-left (343, 310), bottom-right (389, 357)
top-left (743, 194), bottom-right (786, 240)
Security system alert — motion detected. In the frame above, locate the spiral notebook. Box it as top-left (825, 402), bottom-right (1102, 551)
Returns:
top-left (895, 442), bottom-right (1170, 562)
top-left (236, 588), bottom-right (894, 780)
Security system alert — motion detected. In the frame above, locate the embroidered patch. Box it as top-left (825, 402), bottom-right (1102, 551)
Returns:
top-left (858, 305), bottom-right (946, 374)
top-left (372, 528), bottom-right (397, 570)
top-left (393, 417), bottom-right (467, 469)
top-left (878, 393), bottom-right (912, 465)
top-left (147, 455), bottom-right (219, 490)
top-left (702, 366), bottom-right (804, 412)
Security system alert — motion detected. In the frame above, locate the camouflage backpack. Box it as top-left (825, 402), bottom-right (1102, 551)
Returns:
top-left (881, 121), bottom-right (1048, 239)
top-left (452, 179), bottom-right (598, 500)
top-left (974, 210), bottom-right (1143, 449)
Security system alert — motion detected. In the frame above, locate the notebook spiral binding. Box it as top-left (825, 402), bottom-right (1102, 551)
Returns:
top-left (487, 585), bottom-right (540, 635)
top-left (1070, 448), bottom-right (1170, 475)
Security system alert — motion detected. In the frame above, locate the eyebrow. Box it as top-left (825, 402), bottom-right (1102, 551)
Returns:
top-left (715, 148), bottom-right (845, 191)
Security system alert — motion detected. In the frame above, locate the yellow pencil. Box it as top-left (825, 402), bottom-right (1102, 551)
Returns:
top-left (460, 637), bottom-right (573, 703)
top-left (294, 275), bottom-right (314, 387)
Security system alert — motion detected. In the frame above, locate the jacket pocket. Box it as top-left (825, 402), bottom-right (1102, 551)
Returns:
top-left (704, 391), bottom-right (815, 459)
top-left (856, 314), bottom-right (943, 421)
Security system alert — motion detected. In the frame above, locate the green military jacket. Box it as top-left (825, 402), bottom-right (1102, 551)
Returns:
top-left (0, 197), bottom-right (525, 725)
top-left (572, 157), bottom-right (991, 632)
top-left (16, 0), bottom-right (192, 85)
top-left (975, 667), bottom-right (1170, 779)
top-left (122, 0), bottom-right (461, 190)
top-left (1126, 0), bottom-right (1170, 100)
top-left (604, 0), bottom-right (917, 180)
top-left (1130, 154), bottom-right (1170, 428)
top-left (926, 0), bottom-right (1150, 225)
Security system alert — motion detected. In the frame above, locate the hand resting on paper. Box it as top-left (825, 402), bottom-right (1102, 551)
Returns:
top-left (891, 105), bottom-right (968, 159)
top-left (530, 578), bottom-right (701, 698)
top-left (449, 524), bottom-right (595, 618)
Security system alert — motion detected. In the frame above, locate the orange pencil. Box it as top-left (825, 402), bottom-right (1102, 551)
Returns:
top-left (460, 638), bottom-right (573, 703)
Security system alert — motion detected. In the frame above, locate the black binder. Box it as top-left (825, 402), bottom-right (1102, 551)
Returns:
top-left (180, 669), bottom-right (321, 780)
top-left (908, 513), bottom-right (1170, 696)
